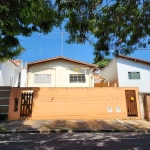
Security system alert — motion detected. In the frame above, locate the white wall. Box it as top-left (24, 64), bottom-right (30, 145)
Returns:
top-left (0, 63), bottom-right (4, 86)
top-left (0, 61), bottom-right (21, 87)
top-left (2, 61), bottom-right (15, 86)
top-left (20, 69), bottom-right (27, 87)
top-left (100, 58), bottom-right (118, 83)
top-left (117, 58), bottom-right (150, 93)
top-left (27, 60), bottom-right (94, 87)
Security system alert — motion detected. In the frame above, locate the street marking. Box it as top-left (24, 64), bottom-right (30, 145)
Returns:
top-left (0, 140), bottom-right (33, 143)
top-left (111, 138), bottom-right (135, 140)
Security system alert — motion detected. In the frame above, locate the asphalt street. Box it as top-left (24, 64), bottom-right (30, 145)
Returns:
top-left (0, 132), bottom-right (150, 150)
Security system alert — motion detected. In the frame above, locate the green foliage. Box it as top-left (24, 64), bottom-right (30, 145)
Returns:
top-left (1, 0), bottom-right (150, 61)
top-left (55, 0), bottom-right (150, 61)
top-left (0, 0), bottom-right (62, 61)
top-left (94, 58), bottom-right (111, 68)
top-left (0, 126), bottom-right (7, 132)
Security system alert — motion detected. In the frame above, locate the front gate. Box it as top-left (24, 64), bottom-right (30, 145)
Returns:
top-left (125, 90), bottom-right (138, 116)
top-left (20, 92), bottom-right (33, 117)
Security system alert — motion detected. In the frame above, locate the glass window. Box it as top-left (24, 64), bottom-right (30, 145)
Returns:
top-left (128, 72), bottom-right (140, 79)
top-left (34, 74), bottom-right (51, 84)
top-left (69, 74), bottom-right (86, 83)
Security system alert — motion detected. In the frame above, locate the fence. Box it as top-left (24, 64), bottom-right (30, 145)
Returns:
top-left (8, 87), bottom-right (141, 120)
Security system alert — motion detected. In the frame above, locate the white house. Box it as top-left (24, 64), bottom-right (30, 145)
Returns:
top-left (26, 56), bottom-right (97, 87)
top-left (100, 55), bottom-right (150, 93)
top-left (100, 55), bottom-right (150, 119)
top-left (0, 60), bottom-right (23, 87)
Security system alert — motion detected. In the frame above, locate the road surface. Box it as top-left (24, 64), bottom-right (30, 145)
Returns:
top-left (0, 132), bottom-right (150, 150)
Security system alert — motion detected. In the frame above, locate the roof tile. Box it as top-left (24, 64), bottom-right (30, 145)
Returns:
top-left (27, 56), bottom-right (97, 67)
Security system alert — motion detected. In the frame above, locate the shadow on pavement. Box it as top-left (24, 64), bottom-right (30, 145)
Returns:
top-left (0, 132), bottom-right (150, 150)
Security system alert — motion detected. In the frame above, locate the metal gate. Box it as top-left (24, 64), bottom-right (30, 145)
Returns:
top-left (20, 92), bottom-right (33, 117)
top-left (125, 90), bottom-right (138, 116)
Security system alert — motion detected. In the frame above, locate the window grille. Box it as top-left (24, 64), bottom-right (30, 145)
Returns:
top-left (128, 72), bottom-right (140, 79)
top-left (69, 74), bottom-right (86, 83)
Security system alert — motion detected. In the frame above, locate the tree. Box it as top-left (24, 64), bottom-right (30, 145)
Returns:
top-left (0, 0), bottom-right (61, 61)
top-left (94, 58), bottom-right (111, 68)
top-left (1, 0), bottom-right (150, 61)
top-left (55, 0), bottom-right (150, 61)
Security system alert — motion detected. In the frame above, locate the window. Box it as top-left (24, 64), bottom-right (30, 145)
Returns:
top-left (69, 74), bottom-right (86, 83)
top-left (128, 72), bottom-right (140, 79)
top-left (34, 74), bottom-right (51, 84)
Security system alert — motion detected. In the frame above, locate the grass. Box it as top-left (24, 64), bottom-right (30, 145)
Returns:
top-left (0, 126), bottom-right (7, 132)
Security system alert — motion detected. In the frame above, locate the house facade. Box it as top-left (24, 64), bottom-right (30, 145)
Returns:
top-left (100, 55), bottom-right (150, 119)
top-left (100, 55), bottom-right (150, 93)
top-left (0, 60), bottom-right (23, 87)
top-left (27, 56), bottom-right (97, 87)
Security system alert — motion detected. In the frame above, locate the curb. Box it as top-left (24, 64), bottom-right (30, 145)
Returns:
top-left (0, 129), bottom-right (150, 134)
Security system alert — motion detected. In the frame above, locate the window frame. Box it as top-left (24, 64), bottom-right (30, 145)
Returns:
top-left (69, 74), bottom-right (86, 83)
top-left (34, 74), bottom-right (51, 84)
top-left (128, 72), bottom-right (140, 79)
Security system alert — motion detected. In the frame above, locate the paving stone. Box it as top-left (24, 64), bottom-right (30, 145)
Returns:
top-left (55, 120), bottom-right (66, 128)
top-left (41, 121), bottom-right (56, 129)
top-left (5, 120), bottom-right (24, 126)
top-left (86, 120), bottom-right (103, 130)
top-left (15, 125), bottom-right (34, 131)
top-left (76, 120), bottom-right (90, 130)
top-left (32, 120), bottom-right (47, 128)
top-left (95, 120), bottom-right (114, 130)
top-left (108, 120), bottom-right (130, 130)
top-left (23, 120), bottom-right (37, 126)
top-left (121, 120), bottom-right (145, 130)
top-left (1, 119), bottom-right (150, 132)
top-left (132, 120), bottom-right (150, 129)
top-left (65, 121), bottom-right (78, 129)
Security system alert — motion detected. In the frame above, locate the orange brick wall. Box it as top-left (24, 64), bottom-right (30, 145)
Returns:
top-left (8, 87), bottom-right (141, 120)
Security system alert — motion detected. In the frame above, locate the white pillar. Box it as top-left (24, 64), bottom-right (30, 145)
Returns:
top-left (139, 93), bottom-right (144, 119)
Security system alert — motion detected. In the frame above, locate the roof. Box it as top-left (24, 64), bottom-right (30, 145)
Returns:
top-left (11, 60), bottom-right (22, 67)
top-left (117, 55), bottom-right (150, 65)
top-left (27, 56), bottom-right (97, 67)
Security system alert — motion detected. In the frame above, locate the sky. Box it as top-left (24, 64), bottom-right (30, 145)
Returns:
top-left (18, 27), bottom-right (150, 65)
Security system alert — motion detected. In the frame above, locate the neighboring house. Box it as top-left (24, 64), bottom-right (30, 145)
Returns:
top-left (0, 60), bottom-right (23, 87)
top-left (27, 56), bottom-right (97, 87)
top-left (100, 55), bottom-right (150, 93)
top-left (100, 55), bottom-right (150, 119)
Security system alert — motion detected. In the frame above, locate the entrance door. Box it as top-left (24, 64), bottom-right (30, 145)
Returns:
top-left (125, 90), bottom-right (138, 116)
top-left (20, 92), bottom-right (33, 117)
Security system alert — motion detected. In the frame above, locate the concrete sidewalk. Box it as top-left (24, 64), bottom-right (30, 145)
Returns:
top-left (0, 119), bottom-right (150, 133)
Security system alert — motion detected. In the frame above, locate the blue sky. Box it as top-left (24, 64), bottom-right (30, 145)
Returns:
top-left (18, 28), bottom-right (150, 64)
